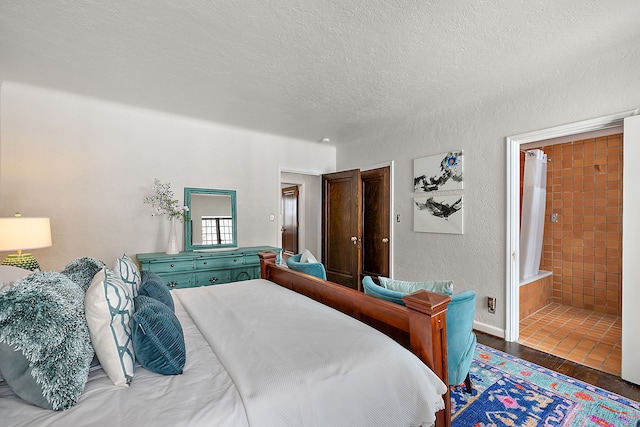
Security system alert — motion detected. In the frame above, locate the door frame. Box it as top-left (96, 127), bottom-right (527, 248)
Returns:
top-left (505, 110), bottom-right (637, 342)
top-left (278, 168), bottom-right (322, 260)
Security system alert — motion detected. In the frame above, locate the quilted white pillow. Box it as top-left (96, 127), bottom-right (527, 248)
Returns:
top-left (85, 268), bottom-right (135, 387)
top-left (113, 253), bottom-right (141, 297)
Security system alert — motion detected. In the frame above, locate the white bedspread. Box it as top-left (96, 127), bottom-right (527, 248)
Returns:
top-left (0, 279), bottom-right (446, 426)
top-left (175, 279), bottom-right (446, 427)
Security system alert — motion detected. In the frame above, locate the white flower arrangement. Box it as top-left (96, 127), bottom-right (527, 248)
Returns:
top-left (143, 178), bottom-right (189, 222)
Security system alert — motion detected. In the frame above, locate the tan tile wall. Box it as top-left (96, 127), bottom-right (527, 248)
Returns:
top-left (519, 274), bottom-right (553, 320)
top-left (539, 134), bottom-right (623, 315)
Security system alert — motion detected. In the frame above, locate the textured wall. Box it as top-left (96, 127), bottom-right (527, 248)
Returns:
top-left (336, 40), bottom-right (640, 335)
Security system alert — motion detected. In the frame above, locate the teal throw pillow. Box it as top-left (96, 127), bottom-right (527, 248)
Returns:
top-left (132, 295), bottom-right (185, 375)
top-left (379, 277), bottom-right (454, 296)
top-left (140, 270), bottom-right (174, 312)
top-left (60, 256), bottom-right (106, 292)
top-left (0, 271), bottom-right (94, 410)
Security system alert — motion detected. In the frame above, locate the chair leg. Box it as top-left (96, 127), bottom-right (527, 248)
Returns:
top-left (464, 373), bottom-right (472, 394)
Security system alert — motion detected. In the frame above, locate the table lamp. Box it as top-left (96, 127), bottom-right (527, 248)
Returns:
top-left (0, 216), bottom-right (52, 271)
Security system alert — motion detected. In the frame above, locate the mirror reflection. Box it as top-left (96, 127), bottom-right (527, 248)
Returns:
top-left (184, 188), bottom-right (237, 251)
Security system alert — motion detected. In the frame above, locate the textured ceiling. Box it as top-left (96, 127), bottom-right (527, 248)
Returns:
top-left (1, 0), bottom-right (639, 144)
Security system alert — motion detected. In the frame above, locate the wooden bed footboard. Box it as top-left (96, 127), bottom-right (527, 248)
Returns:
top-left (258, 251), bottom-right (451, 427)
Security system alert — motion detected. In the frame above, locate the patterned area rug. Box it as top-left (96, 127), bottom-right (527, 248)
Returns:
top-left (451, 343), bottom-right (639, 427)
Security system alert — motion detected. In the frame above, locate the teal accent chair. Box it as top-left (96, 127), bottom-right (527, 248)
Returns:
top-left (286, 254), bottom-right (327, 280)
top-left (362, 276), bottom-right (477, 393)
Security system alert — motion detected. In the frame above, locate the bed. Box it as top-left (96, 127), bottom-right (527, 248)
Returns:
top-left (0, 251), bottom-right (451, 427)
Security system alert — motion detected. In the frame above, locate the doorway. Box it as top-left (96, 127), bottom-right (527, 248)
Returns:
top-left (505, 110), bottom-right (640, 385)
top-left (517, 133), bottom-right (623, 375)
top-left (280, 171), bottom-right (322, 263)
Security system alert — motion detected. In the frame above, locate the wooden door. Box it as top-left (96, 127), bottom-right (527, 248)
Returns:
top-left (281, 186), bottom-right (299, 257)
top-left (361, 167), bottom-right (390, 281)
top-left (322, 169), bottom-right (361, 290)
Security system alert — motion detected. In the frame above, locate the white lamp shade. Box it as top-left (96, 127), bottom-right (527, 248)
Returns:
top-left (0, 217), bottom-right (52, 251)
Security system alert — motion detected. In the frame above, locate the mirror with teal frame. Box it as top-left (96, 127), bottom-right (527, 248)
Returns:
top-left (184, 188), bottom-right (237, 251)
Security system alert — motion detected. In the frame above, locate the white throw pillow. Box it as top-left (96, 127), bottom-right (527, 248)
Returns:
top-left (299, 249), bottom-right (318, 264)
top-left (0, 265), bottom-right (31, 293)
top-left (113, 253), bottom-right (141, 297)
top-left (85, 268), bottom-right (135, 387)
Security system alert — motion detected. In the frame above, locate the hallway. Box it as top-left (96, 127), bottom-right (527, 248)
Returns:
top-left (518, 303), bottom-right (621, 376)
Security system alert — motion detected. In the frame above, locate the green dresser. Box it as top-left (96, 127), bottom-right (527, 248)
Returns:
top-left (137, 246), bottom-right (281, 290)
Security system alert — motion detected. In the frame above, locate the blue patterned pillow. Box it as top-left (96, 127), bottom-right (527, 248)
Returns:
top-left (132, 295), bottom-right (185, 375)
top-left (140, 270), bottom-right (174, 311)
top-left (0, 271), bottom-right (94, 410)
top-left (60, 257), bottom-right (106, 292)
top-left (85, 268), bottom-right (135, 386)
top-left (114, 253), bottom-right (141, 297)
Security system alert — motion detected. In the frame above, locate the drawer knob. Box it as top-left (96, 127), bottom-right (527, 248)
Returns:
top-left (167, 281), bottom-right (178, 289)
top-left (170, 264), bottom-right (174, 268)
top-left (209, 277), bottom-right (218, 284)
top-left (203, 261), bottom-right (207, 265)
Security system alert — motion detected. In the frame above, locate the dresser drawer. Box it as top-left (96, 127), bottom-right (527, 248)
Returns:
top-left (196, 256), bottom-right (242, 270)
top-left (195, 270), bottom-right (231, 286)
top-left (160, 273), bottom-right (193, 290)
top-left (148, 260), bottom-right (194, 274)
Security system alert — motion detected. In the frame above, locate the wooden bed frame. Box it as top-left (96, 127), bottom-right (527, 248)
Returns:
top-left (258, 251), bottom-right (452, 427)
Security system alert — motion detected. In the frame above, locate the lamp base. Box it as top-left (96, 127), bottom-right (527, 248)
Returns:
top-left (1, 253), bottom-right (40, 271)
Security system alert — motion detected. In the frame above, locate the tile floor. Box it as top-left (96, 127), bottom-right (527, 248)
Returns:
top-left (518, 303), bottom-right (621, 375)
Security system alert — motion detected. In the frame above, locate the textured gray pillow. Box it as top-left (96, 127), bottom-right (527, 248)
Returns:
top-left (0, 271), bottom-right (94, 410)
top-left (60, 257), bottom-right (106, 292)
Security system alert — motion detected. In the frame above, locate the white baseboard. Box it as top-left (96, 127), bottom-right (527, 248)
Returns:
top-left (473, 321), bottom-right (505, 339)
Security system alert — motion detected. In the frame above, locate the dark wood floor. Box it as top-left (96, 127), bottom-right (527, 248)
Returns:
top-left (477, 331), bottom-right (640, 402)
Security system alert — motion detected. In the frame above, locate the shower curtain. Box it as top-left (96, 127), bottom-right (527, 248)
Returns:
top-left (520, 149), bottom-right (547, 281)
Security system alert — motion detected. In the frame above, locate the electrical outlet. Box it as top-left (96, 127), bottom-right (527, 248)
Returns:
top-left (488, 297), bottom-right (496, 314)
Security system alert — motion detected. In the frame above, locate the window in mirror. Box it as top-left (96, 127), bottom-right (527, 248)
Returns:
top-left (184, 188), bottom-right (237, 251)
top-left (202, 216), bottom-right (233, 245)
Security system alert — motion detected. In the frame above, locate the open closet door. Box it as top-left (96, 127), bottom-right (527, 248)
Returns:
top-left (322, 169), bottom-right (362, 290)
top-left (622, 114), bottom-right (640, 385)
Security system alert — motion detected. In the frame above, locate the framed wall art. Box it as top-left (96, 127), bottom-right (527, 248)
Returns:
top-left (413, 195), bottom-right (463, 235)
top-left (413, 150), bottom-right (463, 193)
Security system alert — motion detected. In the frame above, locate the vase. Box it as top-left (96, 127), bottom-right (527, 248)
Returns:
top-left (166, 217), bottom-right (180, 255)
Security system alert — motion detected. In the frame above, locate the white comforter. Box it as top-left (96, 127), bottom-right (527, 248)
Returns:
top-left (0, 279), bottom-right (446, 426)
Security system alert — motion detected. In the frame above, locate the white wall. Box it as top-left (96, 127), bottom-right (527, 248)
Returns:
top-left (337, 40), bottom-right (640, 335)
top-left (0, 82), bottom-right (336, 270)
